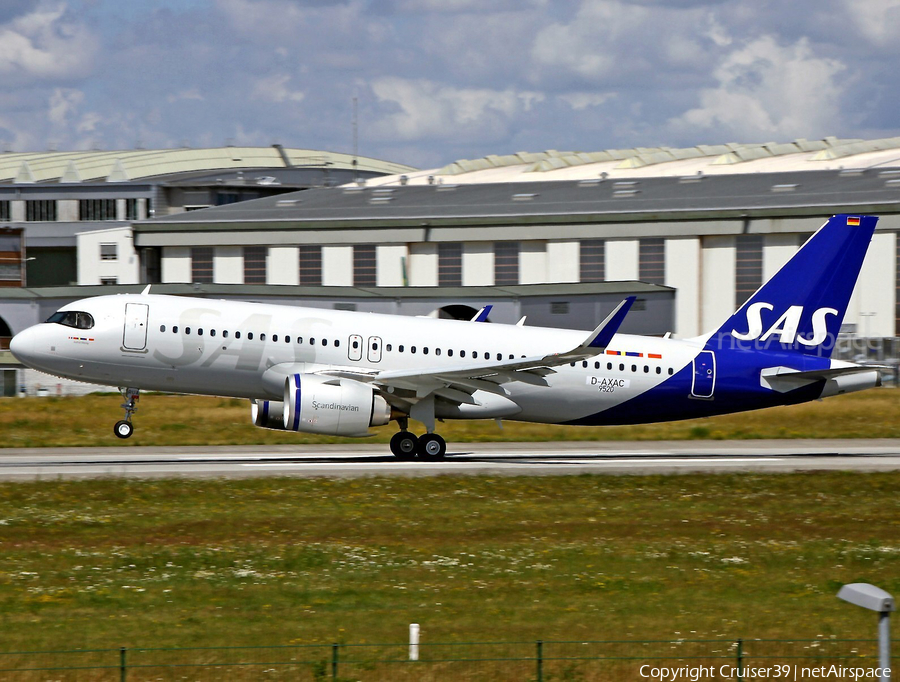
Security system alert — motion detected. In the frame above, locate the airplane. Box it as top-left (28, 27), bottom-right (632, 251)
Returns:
top-left (9, 214), bottom-right (885, 460)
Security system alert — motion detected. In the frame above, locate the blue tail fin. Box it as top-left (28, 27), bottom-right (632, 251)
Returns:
top-left (707, 214), bottom-right (877, 357)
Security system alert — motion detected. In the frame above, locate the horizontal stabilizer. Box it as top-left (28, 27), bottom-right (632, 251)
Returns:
top-left (760, 364), bottom-right (888, 393)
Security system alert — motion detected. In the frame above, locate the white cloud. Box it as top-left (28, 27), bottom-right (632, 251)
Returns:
top-left (668, 36), bottom-right (847, 141)
top-left (0, 3), bottom-right (96, 80)
top-left (841, 0), bottom-right (900, 47)
top-left (48, 87), bottom-right (83, 127)
top-left (369, 77), bottom-right (544, 142)
top-left (167, 89), bottom-right (205, 104)
top-left (252, 74), bottom-right (305, 104)
top-left (559, 92), bottom-right (616, 111)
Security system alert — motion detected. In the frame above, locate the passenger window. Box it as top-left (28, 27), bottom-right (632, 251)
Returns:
top-left (570, 362), bottom-right (576, 367)
top-left (334, 340), bottom-right (339, 347)
top-left (656, 367), bottom-right (662, 374)
top-left (235, 331), bottom-right (241, 339)
top-left (285, 336), bottom-right (290, 343)
top-left (607, 362), bottom-right (612, 370)
top-left (619, 363), bottom-right (624, 371)
top-left (644, 366), bottom-right (649, 373)
top-left (185, 327), bottom-right (191, 335)
top-left (260, 333), bottom-right (266, 341)
top-left (210, 329), bottom-right (216, 337)
top-left (631, 364), bottom-right (637, 372)
top-left (435, 348), bottom-right (441, 356)
top-left (497, 353), bottom-right (502, 361)
top-left (309, 337), bottom-right (314, 345)
top-left (509, 354), bottom-right (514, 360)
top-left (423, 347), bottom-right (429, 355)
top-left (398, 345), bottom-right (404, 352)
top-left (248, 332), bottom-right (254, 340)
top-left (411, 346), bottom-right (417, 354)
top-left (352, 339), bottom-right (359, 349)
top-left (223, 330), bottom-right (229, 338)
top-left (483, 352), bottom-right (489, 360)
top-left (668, 368), bottom-right (674, 375)
top-left (448, 349), bottom-right (453, 357)
top-left (159, 325), bottom-right (166, 332)
top-left (386, 343), bottom-right (393, 352)
top-left (321, 338), bottom-right (327, 346)
top-left (173, 325), bottom-right (179, 333)
top-left (272, 334), bottom-right (278, 342)
top-left (296, 337), bottom-right (301, 344)
top-left (594, 361), bottom-right (600, 369)
top-left (198, 328), bottom-right (204, 336)
top-left (582, 361), bottom-right (588, 368)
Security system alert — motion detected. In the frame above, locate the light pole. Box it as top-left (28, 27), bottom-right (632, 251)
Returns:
top-left (837, 583), bottom-right (894, 682)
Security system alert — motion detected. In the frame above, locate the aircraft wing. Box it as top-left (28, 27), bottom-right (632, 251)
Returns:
top-left (324, 297), bottom-right (636, 403)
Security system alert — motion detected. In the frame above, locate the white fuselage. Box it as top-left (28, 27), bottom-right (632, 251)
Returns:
top-left (12, 293), bottom-right (701, 425)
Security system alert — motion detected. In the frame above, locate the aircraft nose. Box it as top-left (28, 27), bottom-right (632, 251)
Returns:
top-left (9, 327), bottom-right (35, 363)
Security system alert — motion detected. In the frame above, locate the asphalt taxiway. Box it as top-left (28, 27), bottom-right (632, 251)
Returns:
top-left (0, 439), bottom-right (899, 479)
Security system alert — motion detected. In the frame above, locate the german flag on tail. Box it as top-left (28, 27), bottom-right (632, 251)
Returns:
top-left (847, 216), bottom-right (861, 226)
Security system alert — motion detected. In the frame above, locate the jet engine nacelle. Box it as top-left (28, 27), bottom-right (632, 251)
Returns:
top-left (283, 373), bottom-right (391, 436)
top-left (251, 399), bottom-right (287, 430)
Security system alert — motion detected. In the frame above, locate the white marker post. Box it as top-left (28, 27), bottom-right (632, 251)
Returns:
top-left (409, 623), bottom-right (420, 661)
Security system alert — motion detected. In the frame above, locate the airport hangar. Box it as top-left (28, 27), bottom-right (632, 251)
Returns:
top-left (2, 136), bottom-right (900, 395)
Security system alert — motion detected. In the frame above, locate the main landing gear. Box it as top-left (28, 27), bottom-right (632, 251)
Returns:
top-left (114, 387), bottom-right (140, 439)
top-left (389, 416), bottom-right (447, 461)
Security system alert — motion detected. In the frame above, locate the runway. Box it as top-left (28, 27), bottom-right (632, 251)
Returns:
top-left (1, 439), bottom-right (899, 479)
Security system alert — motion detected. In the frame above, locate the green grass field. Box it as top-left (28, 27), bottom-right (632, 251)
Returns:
top-left (0, 387), bottom-right (898, 447)
top-left (0, 472), bottom-right (898, 653)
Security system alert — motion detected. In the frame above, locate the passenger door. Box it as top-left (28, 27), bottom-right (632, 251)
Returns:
top-left (123, 303), bottom-right (149, 351)
top-left (691, 350), bottom-right (715, 398)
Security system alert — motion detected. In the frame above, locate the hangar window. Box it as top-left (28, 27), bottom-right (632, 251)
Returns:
top-left (494, 242), bottom-right (519, 285)
top-left (580, 240), bottom-right (605, 282)
top-left (735, 234), bottom-right (764, 308)
top-left (243, 246), bottom-right (267, 284)
top-left (26, 200), bottom-right (57, 222)
top-left (639, 238), bottom-right (665, 285)
top-left (353, 245), bottom-right (377, 286)
top-left (125, 198), bottom-right (139, 221)
top-left (438, 243), bottom-right (462, 287)
top-left (191, 247), bottom-right (213, 284)
top-left (299, 245), bottom-right (323, 286)
top-left (0, 201), bottom-right (9, 221)
top-left (79, 199), bottom-right (117, 221)
top-left (47, 311), bottom-right (95, 329)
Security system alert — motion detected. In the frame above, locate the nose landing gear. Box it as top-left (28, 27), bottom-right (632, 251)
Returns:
top-left (114, 387), bottom-right (140, 439)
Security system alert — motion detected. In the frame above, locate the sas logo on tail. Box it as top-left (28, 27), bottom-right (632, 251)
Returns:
top-left (730, 302), bottom-right (837, 345)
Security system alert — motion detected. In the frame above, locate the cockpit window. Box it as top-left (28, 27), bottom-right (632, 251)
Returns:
top-left (46, 311), bottom-right (95, 330)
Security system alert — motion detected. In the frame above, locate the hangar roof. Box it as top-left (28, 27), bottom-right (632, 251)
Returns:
top-left (134, 165), bottom-right (900, 239)
top-left (365, 135), bottom-right (900, 187)
top-left (0, 146), bottom-right (416, 185)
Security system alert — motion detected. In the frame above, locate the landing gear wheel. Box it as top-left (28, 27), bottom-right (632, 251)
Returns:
top-left (390, 431), bottom-right (418, 461)
top-left (416, 433), bottom-right (446, 461)
top-left (114, 420), bottom-right (134, 439)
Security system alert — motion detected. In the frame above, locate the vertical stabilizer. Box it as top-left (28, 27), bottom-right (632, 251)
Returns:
top-left (706, 214), bottom-right (877, 358)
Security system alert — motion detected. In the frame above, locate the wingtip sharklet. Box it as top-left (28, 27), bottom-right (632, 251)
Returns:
top-left (584, 296), bottom-right (636, 350)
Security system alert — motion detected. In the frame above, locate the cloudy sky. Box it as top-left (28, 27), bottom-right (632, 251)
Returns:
top-left (2, 0), bottom-right (899, 169)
